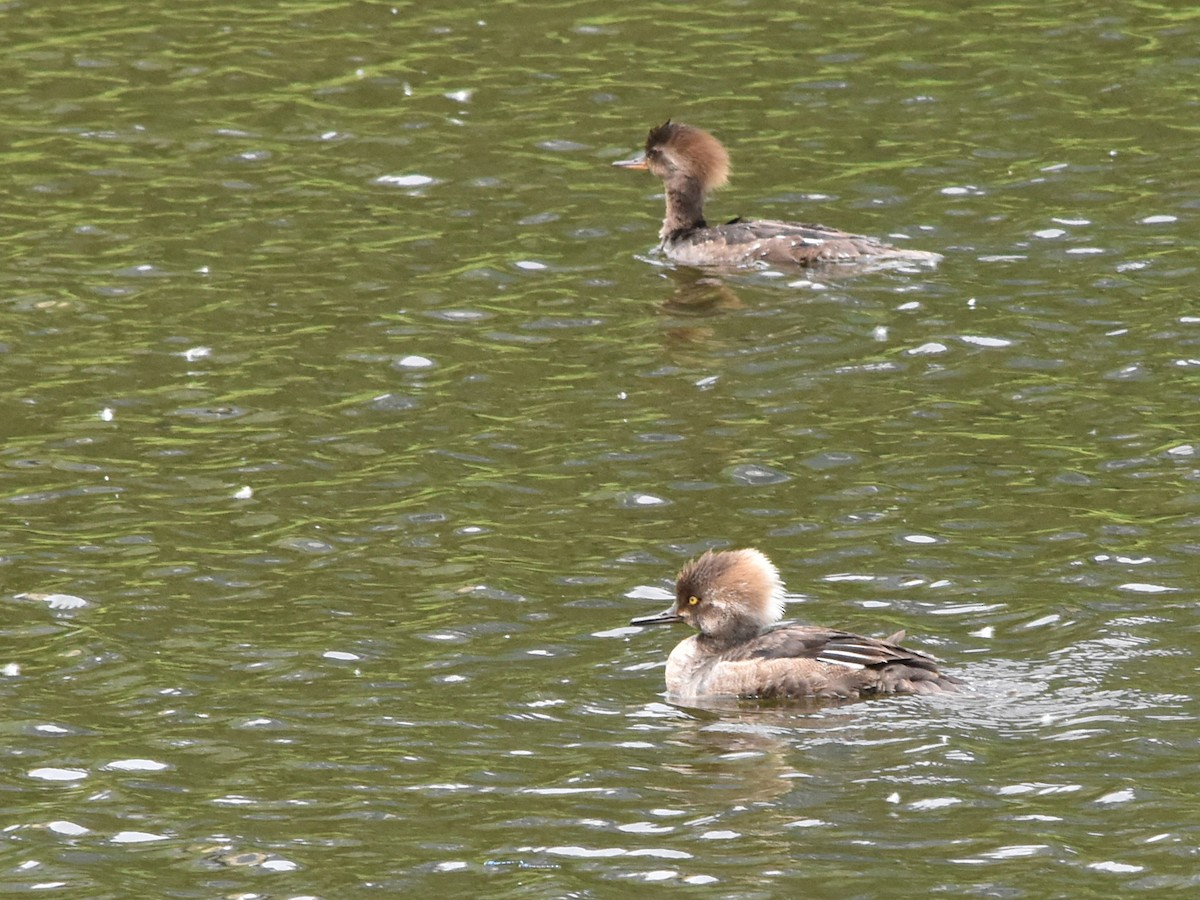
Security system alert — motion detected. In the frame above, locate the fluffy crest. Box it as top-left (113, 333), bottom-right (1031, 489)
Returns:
top-left (676, 548), bottom-right (786, 626)
top-left (646, 120), bottom-right (730, 190)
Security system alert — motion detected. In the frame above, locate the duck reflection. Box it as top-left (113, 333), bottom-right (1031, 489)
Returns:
top-left (659, 267), bottom-right (745, 316)
top-left (631, 700), bottom-right (861, 805)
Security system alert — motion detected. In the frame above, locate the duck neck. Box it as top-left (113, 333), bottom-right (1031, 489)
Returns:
top-left (698, 619), bottom-right (768, 651)
top-left (660, 175), bottom-right (707, 241)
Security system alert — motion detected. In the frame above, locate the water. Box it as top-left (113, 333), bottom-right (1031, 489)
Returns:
top-left (2, 0), bottom-right (1198, 894)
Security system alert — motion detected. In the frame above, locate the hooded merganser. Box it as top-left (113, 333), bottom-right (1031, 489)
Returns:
top-left (630, 548), bottom-right (961, 701)
top-left (613, 120), bottom-right (942, 269)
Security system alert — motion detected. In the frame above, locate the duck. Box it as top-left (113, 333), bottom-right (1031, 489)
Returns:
top-left (613, 120), bottom-right (942, 269)
top-left (629, 548), bottom-right (961, 701)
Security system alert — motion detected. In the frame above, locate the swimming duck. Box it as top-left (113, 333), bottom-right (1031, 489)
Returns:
top-left (630, 548), bottom-right (961, 701)
top-left (613, 120), bottom-right (941, 269)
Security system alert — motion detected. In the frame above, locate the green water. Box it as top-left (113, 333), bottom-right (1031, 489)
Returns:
top-left (2, 0), bottom-right (1198, 895)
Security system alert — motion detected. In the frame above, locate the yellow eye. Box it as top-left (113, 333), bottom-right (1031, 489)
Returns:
top-left (687, 595), bottom-right (700, 606)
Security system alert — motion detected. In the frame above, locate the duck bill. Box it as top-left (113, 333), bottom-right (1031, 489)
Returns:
top-left (612, 153), bottom-right (649, 171)
top-left (630, 606), bottom-right (683, 626)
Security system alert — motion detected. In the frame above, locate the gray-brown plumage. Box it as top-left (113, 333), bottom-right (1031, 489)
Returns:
top-left (630, 548), bottom-right (961, 701)
top-left (613, 120), bottom-right (941, 269)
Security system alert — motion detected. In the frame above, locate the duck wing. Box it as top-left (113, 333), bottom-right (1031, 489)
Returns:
top-left (686, 625), bottom-right (961, 700)
top-left (727, 625), bottom-right (940, 671)
top-left (671, 218), bottom-right (940, 267)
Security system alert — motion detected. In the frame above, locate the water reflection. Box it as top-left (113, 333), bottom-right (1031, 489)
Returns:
top-left (660, 269), bottom-right (745, 316)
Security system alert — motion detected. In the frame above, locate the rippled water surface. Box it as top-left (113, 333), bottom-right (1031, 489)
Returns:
top-left (3, 0), bottom-right (1199, 894)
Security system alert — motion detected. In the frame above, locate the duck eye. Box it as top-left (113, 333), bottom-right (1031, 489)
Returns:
top-left (687, 595), bottom-right (700, 606)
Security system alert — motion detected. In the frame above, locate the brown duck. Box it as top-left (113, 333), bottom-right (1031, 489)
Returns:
top-left (613, 120), bottom-right (941, 269)
top-left (630, 548), bottom-right (961, 701)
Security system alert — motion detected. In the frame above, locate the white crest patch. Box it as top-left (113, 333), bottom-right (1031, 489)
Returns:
top-left (740, 548), bottom-right (786, 624)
